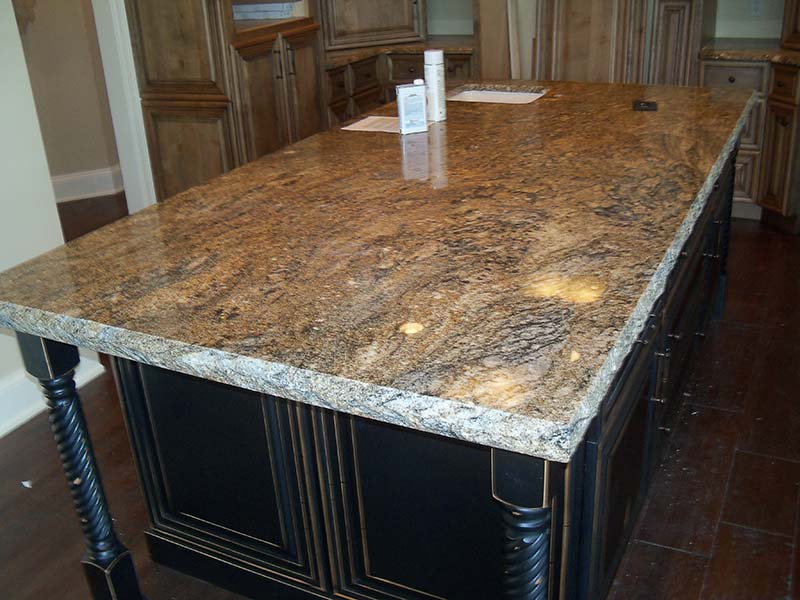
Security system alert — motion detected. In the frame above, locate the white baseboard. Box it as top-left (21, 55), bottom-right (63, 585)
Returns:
top-left (0, 356), bottom-right (106, 439)
top-left (52, 164), bottom-right (123, 204)
top-left (732, 200), bottom-right (762, 221)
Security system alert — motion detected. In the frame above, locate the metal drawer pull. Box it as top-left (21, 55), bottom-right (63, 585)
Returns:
top-left (728, 76), bottom-right (736, 83)
top-left (667, 332), bottom-right (682, 342)
top-left (651, 396), bottom-right (666, 404)
top-left (659, 427), bottom-right (672, 433)
top-left (777, 80), bottom-right (786, 88)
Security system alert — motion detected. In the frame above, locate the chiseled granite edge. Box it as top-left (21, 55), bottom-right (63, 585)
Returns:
top-left (558, 90), bottom-right (758, 457)
top-left (0, 304), bottom-right (572, 461)
top-left (0, 93), bottom-right (755, 463)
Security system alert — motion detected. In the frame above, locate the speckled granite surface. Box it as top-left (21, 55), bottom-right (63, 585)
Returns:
top-left (700, 37), bottom-right (800, 66)
top-left (325, 35), bottom-right (474, 69)
top-left (0, 81), bottom-right (753, 462)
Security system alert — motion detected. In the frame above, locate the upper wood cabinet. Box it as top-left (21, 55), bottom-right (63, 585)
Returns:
top-left (783, 0), bottom-right (800, 50)
top-left (318, 0), bottom-right (426, 50)
top-left (649, 0), bottom-right (695, 85)
top-left (126, 0), bottom-right (230, 97)
top-left (125, 0), bottom-right (325, 200)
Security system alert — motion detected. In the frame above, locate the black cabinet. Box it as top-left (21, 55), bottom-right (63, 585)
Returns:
top-left (114, 361), bottom-right (329, 596)
top-left (316, 412), bottom-right (504, 599)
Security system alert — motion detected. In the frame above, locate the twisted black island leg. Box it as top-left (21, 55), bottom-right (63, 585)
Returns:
top-left (16, 333), bottom-right (145, 600)
top-left (492, 449), bottom-right (558, 600)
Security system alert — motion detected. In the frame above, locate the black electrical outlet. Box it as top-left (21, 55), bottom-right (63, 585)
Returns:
top-left (633, 100), bottom-right (658, 111)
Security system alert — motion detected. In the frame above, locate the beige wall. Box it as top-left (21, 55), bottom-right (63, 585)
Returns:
top-left (1, 0), bottom-right (64, 411)
top-left (715, 0), bottom-right (784, 39)
top-left (15, 0), bottom-right (118, 176)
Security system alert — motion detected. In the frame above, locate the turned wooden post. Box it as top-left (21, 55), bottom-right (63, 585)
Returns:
top-left (16, 333), bottom-right (145, 600)
top-left (492, 449), bottom-right (552, 600)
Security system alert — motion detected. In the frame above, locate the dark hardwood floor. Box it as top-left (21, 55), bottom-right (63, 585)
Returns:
top-left (0, 219), bottom-right (797, 599)
top-left (56, 192), bottom-right (128, 242)
top-left (610, 219), bottom-right (800, 600)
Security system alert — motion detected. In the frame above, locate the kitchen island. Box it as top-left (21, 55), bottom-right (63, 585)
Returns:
top-left (0, 81), bottom-right (752, 600)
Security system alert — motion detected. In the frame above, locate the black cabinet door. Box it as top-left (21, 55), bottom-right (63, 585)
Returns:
top-left (115, 361), bottom-right (327, 591)
top-left (584, 337), bottom-right (655, 600)
top-left (316, 412), bottom-right (506, 599)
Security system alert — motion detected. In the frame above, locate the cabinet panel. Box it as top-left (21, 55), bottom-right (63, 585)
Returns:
top-left (352, 87), bottom-right (383, 116)
top-left (127, 0), bottom-right (225, 94)
top-left (389, 54), bottom-right (425, 82)
top-left (649, 0), bottom-right (693, 86)
top-left (734, 151), bottom-right (760, 203)
top-left (587, 339), bottom-right (654, 599)
top-left (320, 414), bottom-right (505, 599)
top-left (770, 64), bottom-right (800, 105)
top-left (284, 30), bottom-right (326, 142)
top-left (351, 56), bottom-right (381, 94)
top-left (327, 66), bottom-right (349, 103)
top-left (445, 54), bottom-right (474, 80)
top-left (115, 361), bottom-right (326, 591)
top-left (143, 103), bottom-right (235, 200)
top-left (760, 100), bottom-right (797, 215)
top-left (782, 0), bottom-right (800, 50)
top-left (233, 41), bottom-right (290, 163)
top-left (320, 0), bottom-right (425, 50)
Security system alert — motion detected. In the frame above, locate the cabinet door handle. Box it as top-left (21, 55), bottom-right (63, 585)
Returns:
top-left (777, 80), bottom-right (786, 88)
top-left (288, 47), bottom-right (296, 76)
top-left (274, 49), bottom-right (283, 80)
top-left (409, 67), bottom-right (416, 73)
top-left (778, 116), bottom-right (790, 127)
top-left (728, 76), bottom-right (736, 83)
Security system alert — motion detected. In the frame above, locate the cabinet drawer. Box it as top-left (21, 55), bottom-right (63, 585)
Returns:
top-left (328, 98), bottom-right (351, 125)
top-left (327, 66), bottom-right (349, 102)
top-left (734, 151), bottom-right (760, 203)
top-left (445, 54), bottom-right (473, 80)
top-left (770, 64), bottom-right (800, 104)
top-left (351, 57), bottom-right (380, 94)
top-left (352, 87), bottom-right (383, 116)
top-left (389, 54), bottom-right (424, 81)
top-left (700, 61), bottom-right (769, 94)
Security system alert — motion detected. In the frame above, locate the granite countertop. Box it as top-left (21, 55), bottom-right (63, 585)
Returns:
top-left (0, 81), bottom-right (753, 462)
top-left (700, 37), bottom-right (800, 66)
top-left (325, 35), bottom-right (474, 69)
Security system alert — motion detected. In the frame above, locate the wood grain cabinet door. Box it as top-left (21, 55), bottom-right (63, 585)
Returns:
top-left (282, 30), bottom-right (326, 143)
top-left (320, 0), bottom-right (426, 50)
top-left (125, 0), bottom-right (228, 96)
top-left (759, 100), bottom-right (798, 215)
top-left (648, 0), bottom-right (694, 86)
top-left (232, 38), bottom-right (292, 164)
top-left (783, 0), bottom-right (800, 50)
top-left (143, 102), bottom-right (236, 200)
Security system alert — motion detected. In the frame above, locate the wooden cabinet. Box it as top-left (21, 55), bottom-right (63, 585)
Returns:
top-left (782, 0), bottom-right (800, 50)
top-left (760, 99), bottom-right (799, 215)
top-left (283, 29), bottom-right (326, 143)
top-left (142, 103), bottom-right (237, 200)
top-left (318, 0), bottom-right (426, 50)
top-left (126, 0), bottom-right (325, 200)
top-left (701, 60), bottom-right (769, 206)
top-left (232, 39), bottom-right (291, 163)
